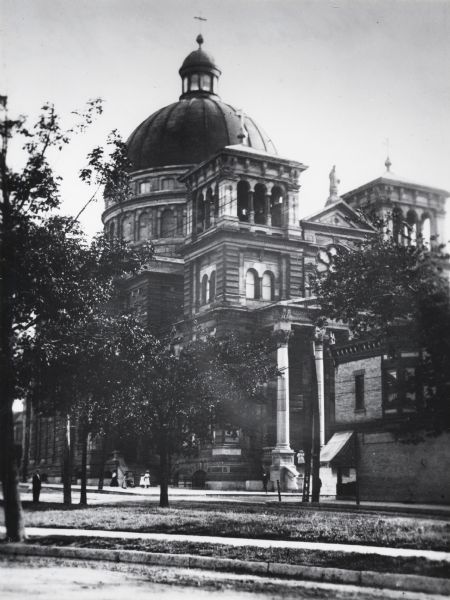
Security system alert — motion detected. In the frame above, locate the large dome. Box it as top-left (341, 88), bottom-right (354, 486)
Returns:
top-left (127, 98), bottom-right (277, 171)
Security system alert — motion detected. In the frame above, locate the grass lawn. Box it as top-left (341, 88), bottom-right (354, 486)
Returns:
top-left (29, 534), bottom-right (450, 580)
top-left (4, 500), bottom-right (450, 551)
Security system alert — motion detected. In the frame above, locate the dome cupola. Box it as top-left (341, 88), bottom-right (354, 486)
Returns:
top-left (179, 35), bottom-right (221, 99)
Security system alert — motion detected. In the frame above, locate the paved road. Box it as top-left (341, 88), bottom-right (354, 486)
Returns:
top-left (1, 557), bottom-right (445, 600)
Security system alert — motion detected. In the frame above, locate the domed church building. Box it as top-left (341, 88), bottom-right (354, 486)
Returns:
top-left (25, 36), bottom-right (449, 502)
top-left (102, 35), bottom-right (279, 335)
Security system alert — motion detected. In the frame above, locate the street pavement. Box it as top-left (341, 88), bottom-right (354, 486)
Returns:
top-left (1, 557), bottom-right (447, 600)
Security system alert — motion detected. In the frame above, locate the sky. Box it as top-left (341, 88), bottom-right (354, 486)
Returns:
top-left (1, 0), bottom-right (450, 241)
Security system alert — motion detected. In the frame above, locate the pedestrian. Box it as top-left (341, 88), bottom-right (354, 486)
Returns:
top-left (143, 470), bottom-right (150, 488)
top-left (110, 471), bottom-right (119, 487)
top-left (122, 471), bottom-right (128, 489)
top-left (262, 470), bottom-right (269, 493)
top-left (32, 470), bottom-right (41, 503)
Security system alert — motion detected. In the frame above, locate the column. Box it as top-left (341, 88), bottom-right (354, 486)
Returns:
top-left (314, 327), bottom-right (326, 447)
top-left (275, 341), bottom-right (290, 448)
top-left (248, 190), bottom-right (255, 224)
top-left (265, 194), bottom-right (272, 226)
top-left (270, 324), bottom-right (298, 492)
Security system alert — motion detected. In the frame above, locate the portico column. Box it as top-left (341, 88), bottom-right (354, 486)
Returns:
top-left (265, 194), bottom-right (272, 226)
top-left (270, 323), bottom-right (298, 492)
top-left (313, 327), bottom-right (326, 447)
top-left (275, 338), bottom-right (290, 448)
top-left (248, 190), bottom-right (255, 224)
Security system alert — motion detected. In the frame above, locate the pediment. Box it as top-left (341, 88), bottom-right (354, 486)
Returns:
top-left (301, 200), bottom-right (374, 231)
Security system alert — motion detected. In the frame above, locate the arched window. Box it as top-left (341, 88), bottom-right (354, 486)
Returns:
top-left (108, 221), bottom-right (115, 241)
top-left (421, 215), bottom-right (431, 248)
top-left (122, 214), bottom-right (133, 241)
top-left (304, 272), bottom-right (314, 298)
top-left (254, 184), bottom-right (266, 225)
top-left (271, 186), bottom-right (283, 227)
top-left (190, 74), bottom-right (200, 91)
top-left (200, 73), bottom-right (211, 91)
top-left (201, 274), bottom-right (209, 305)
top-left (138, 212), bottom-right (151, 241)
top-left (237, 180), bottom-right (250, 222)
top-left (161, 208), bottom-right (176, 238)
top-left (406, 210), bottom-right (418, 245)
top-left (246, 269), bottom-right (259, 299)
top-left (209, 271), bottom-right (216, 302)
top-left (196, 193), bottom-right (205, 233)
top-left (205, 188), bottom-right (213, 228)
top-left (261, 271), bottom-right (274, 301)
top-left (392, 207), bottom-right (403, 244)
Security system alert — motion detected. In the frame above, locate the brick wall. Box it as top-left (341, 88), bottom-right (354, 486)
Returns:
top-left (359, 431), bottom-right (450, 503)
top-left (335, 356), bottom-right (383, 425)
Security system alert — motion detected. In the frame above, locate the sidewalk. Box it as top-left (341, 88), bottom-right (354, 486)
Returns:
top-left (1, 526), bottom-right (450, 597)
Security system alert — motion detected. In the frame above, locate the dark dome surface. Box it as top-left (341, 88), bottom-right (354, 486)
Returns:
top-left (180, 48), bottom-right (217, 71)
top-left (127, 97), bottom-right (277, 171)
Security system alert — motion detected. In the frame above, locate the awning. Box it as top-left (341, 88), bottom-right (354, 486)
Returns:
top-left (320, 431), bottom-right (355, 466)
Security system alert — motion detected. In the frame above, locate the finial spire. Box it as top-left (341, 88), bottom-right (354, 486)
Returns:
top-left (194, 15), bottom-right (207, 44)
top-left (385, 156), bottom-right (392, 172)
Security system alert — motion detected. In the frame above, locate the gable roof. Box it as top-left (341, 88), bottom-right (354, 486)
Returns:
top-left (301, 199), bottom-right (376, 232)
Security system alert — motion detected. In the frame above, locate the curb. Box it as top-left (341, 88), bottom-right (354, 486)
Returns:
top-left (1, 543), bottom-right (449, 596)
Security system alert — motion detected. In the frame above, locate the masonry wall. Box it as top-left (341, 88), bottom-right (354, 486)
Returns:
top-left (335, 356), bottom-right (383, 425)
top-left (359, 431), bottom-right (450, 503)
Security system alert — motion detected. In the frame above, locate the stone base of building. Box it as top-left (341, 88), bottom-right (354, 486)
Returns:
top-left (270, 446), bottom-right (300, 492)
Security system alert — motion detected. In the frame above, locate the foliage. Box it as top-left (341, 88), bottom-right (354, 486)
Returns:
top-left (120, 329), bottom-right (278, 506)
top-left (0, 97), bottom-right (152, 536)
top-left (313, 223), bottom-right (450, 425)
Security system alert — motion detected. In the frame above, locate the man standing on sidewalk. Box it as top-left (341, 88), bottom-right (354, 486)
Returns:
top-left (32, 470), bottom-right (41, 503)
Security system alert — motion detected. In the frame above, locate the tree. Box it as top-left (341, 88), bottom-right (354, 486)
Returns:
top-left (0, 97), bottom-right (151, 540)
top-left (1, 98), bottom-right (103, 541)
top-left (313, 223), bottom-right (450, 427)
top-left (130, 330), bottom-right (278, 508)
top-left (25, 310), bottom-right (154, 506)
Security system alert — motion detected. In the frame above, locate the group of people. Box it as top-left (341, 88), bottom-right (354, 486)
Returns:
top-left (109, 470), bottom-right (151, 488)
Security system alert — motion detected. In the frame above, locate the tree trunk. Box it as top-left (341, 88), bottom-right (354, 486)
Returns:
top-left (62, 414), bottom-right (72, 505)
top-left (159, 435), bottom-right (170, 508)
top-left (0, 141), bottom-right (26, 540)
top-left (21, 397), bottom-right (31, 483)
top-left (79, 428), bottom-right (88, 505)
top-left (0, 402), bottom-right (26, 541)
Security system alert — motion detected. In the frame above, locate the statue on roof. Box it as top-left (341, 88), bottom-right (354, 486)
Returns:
top-left (326, 165), bottom-right (340, 205)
